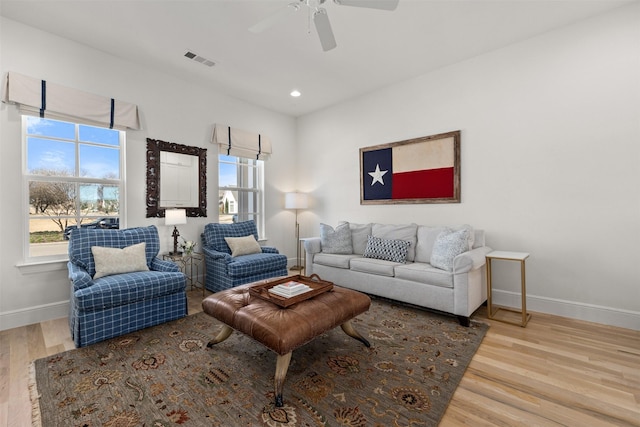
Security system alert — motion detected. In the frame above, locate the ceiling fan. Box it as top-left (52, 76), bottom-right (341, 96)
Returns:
top-left (249, 0), bottom-right (400, 52)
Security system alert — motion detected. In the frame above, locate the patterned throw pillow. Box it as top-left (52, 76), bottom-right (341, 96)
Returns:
top-left (91, 242), bottom-right (150, 279)
top-left (363, 235), bottom-right (411, 263)
top-left (430, 228), bottom-right (470, 272)
top-left (320, 222), bottom-right (353, 254)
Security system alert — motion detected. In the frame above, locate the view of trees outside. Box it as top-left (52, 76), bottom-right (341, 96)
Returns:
top-left (25, 116), bottom-right (121, 257)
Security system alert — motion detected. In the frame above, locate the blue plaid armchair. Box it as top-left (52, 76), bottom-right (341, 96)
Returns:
top-left (202, 220), bottom-right (288, 293)
top-left (67, 225), bottom-right (187, 347)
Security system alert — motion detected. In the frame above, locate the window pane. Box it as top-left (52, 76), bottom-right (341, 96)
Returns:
top-left (219, 190), bottom-right (237, 223)
top-left (28, 219), bottom-right (68, 257)
top-left (79, 124), bottom-right (119, 146)
top-left (80, 183), bottom-right (120, 215)
top-left (79, 145), bottom-right (120, 179)
top-left (219, 160), bottom-right (237, 187)
top-left (29, 180), bottom-right (77, 217)
top-left (27, 137), bottom-right (75, 175)
top-left (219, 154), bottom-right (263, 236)
top-left (26, 116), bottom-right (75, 140)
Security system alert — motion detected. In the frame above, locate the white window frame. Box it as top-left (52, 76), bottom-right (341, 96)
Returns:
top-left (218, 155), bottom-right (265, 239)
top-left (22, 115), bottom-right (126, 262)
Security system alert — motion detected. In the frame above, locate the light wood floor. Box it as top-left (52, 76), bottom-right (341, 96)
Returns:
top-left (1, 289), bottom-right (639, 426)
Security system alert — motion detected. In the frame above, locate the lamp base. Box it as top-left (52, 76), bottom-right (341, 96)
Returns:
top-left (169, 251), bottom-right (183, 256)
top-left (290, 265), bottom-right (303, 271)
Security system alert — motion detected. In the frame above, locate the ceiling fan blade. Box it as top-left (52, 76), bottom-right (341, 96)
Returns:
top-left (313, 8), bottom-right (337, 51)
top-left (333, 0), bottom-right (399, 11)
top-left (249, 2), bottom-right (300, 33)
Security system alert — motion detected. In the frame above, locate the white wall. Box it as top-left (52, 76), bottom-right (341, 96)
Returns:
top-left (0, 17), bottom-right (298, 330)
top-left (296, 3), bottom-right (640, 329)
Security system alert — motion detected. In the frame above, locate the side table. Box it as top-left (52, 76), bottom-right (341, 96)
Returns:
top-left (485, 251), bottom-right (531, 327)
top-left (163, 252), bottom-right (205, 296)
top-left (299, 237), bottom-right (314, 273)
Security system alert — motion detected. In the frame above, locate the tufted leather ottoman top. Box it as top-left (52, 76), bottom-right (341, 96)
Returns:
top-left (202, 282), bottom-right (371, 355)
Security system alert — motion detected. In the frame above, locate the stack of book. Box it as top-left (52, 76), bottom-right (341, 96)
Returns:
top-left (268, 281), bottom-right (312, 298)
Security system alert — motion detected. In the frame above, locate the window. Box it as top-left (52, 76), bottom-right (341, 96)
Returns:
top-left (24, 116), bottom-right (125, 260)
top-left (218, 155), bottom-right (264, 237)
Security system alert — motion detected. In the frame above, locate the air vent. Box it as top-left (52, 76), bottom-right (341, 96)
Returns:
top-left (184, 51), bottom-right (215, 67)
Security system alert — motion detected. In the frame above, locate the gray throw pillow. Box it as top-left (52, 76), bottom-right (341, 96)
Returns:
top-left (363, 235), bottom-right (411, 263)
top-left (430, 228), bottom-right (470, 272)
top-left (320, 222), bottom-right (353, 254)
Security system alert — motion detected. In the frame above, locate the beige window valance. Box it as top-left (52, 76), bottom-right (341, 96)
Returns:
top-left (2, 71), bottom-right (141, 130)
top-left (212, 124), bottom-right (272, 160)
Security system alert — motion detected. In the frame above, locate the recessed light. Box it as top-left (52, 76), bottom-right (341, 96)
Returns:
top-left (290, 90), bottom-right (301, 97)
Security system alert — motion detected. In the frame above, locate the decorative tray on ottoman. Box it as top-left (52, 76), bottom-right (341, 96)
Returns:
top-left (249, 274), bottom-right (334, 308)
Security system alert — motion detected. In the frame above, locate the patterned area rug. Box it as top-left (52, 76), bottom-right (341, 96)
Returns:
top-left (31, 298), bottom-right (488, 426)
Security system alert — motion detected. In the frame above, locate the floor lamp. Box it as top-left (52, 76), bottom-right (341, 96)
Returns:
top-left (285, 192), bottom-right (308, 271)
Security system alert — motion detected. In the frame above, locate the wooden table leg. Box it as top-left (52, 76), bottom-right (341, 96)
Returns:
top-left (340, 320), bottom-right (371, 347)
top-left (206, 325), bottom-right (234, 348)
top-left (274, 352), bottom-right (292, 407)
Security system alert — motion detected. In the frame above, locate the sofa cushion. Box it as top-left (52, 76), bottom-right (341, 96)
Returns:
top-left (69, 226), bottom-right (160, 277)
top-left (91, 242), bottom-right (150, 279)
top-left (203, 220), bottom-right (259, 254)
top-left (349, 223), bottom-right (372, 254)
top-left (226, 252), bottom-right (288, 278)
top-left (372, 223), bottom-right (418, 261)
top-left (350, 257), bottom-right (399, 277)
top-left (430, 228), bottom-right (471, 272)
top-left (225, 235), bottom-right (262, 257)
top-left (320, 222), bottom-right (353, 254)
top-left (314, 253), bottom-right (361, 269)
top-left (363, 235), bottom-right (411, 263)
top-left (394, 263), bottom-right (454, 288)
top-left (415, 226), bottom-right (447, 263)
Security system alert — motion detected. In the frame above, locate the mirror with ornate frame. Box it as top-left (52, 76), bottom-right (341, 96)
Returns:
top-left (146, 138), bottom-right (207, 217)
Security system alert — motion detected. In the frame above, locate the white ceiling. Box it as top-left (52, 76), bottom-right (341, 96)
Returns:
top-left (1, 0), bottom-right (633, 117)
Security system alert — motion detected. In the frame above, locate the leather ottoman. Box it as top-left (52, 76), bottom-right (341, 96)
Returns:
top-left (202, 280), bottom-right (371, 407)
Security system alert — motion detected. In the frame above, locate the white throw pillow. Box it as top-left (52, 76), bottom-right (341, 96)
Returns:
top-left (225, 235), bottom-right (262, 257)
top-left (430, 228), bottom-right (471, 272)
top-left (92, 242), bottom-right (149, 279)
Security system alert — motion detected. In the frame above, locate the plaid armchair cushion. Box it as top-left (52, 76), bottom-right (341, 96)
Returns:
top-left (69, 226), bottom-right (161, 277)
top-left (203, 220), bottom-right (259, 254)
top-left (226, 252), bottom-right (288, 278)
top-left (74, 270), bottom-right (186, 311)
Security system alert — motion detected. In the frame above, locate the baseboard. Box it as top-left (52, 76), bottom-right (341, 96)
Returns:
top-left (0, 300), bottom-right (69, 331)
top-left (491, 290), bottom-right (640, 331)
top-left (4, 292), bottom-right (637, 332)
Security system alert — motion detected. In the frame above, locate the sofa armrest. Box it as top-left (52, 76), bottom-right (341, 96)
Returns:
top-left (261, 246), bottom-right (280, 254)
top-left (453, 246), bottom-right (493, 273)
top-left (150, 257), bottom-right (181, 272)
top-left (304, 237), bottom-right (322, 255)
top-left (202, 246), bottom-right (233, 262)
top-left (68, 261), bottom-right (94, 291)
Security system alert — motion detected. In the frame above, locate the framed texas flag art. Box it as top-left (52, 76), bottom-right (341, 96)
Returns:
top-left (360, 130), bottom-right (460, 204)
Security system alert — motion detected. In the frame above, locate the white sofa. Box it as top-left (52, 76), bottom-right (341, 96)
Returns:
top-left (304, 222), bottom-right (492, 326)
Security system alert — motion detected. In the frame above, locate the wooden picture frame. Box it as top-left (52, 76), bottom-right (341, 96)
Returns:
top-left (146, 138), bottom-right (207, 218)
top-left (360, 130), bottom-right (460, 205)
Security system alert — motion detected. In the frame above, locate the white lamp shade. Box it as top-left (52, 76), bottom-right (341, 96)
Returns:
top-left (285, 192), bottom-right (308, 210)
top-left (165, 208), bottom-right (187, 226)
